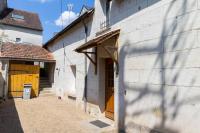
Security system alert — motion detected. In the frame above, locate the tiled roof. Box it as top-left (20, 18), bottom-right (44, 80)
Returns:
top-left (0, 8), bottom-right (43, 31)
top-left (0, 42), bottom-right (54, 62)
top-left (75, 29), bottom-right (120, 52)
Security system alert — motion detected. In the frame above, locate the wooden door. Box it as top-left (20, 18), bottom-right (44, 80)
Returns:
top-left (8, 64), bottom-right (40, 98)
top-left (105, 58), bottom-right (114, 120)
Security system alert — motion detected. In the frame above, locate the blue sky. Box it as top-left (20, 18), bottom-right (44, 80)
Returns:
top-left (8, 0), bottom-right (94, 43)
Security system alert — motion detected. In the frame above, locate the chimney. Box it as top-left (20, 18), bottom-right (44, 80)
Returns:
top-left (0, 0), bottom-right (7, 13)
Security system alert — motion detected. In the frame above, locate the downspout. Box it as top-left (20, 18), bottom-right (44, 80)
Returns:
top-left (3, 61), bottom-right (9, 100)
top-left (0, 24), bottom-right (6, 101)
top-left (82, 17), bottom-right (88, 112)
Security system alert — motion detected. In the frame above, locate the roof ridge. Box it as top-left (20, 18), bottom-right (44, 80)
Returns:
top-left (9, 8), bottom-right (38, 15)
top-left (5, 42), bottom-right (42, 47)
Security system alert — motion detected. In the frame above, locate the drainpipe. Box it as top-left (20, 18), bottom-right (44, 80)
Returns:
top-left (82, 18), bottom-right (88, 112)
top-left (0, 24), bottom-right (6, 100)
top-left (2, 61), bottom-right (8, 100)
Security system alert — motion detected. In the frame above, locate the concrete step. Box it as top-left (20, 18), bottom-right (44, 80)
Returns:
top-left (40, 80), bottom-right (51, 87)
top-left (40, 77), bottom-right (49, 79)
top-left (40, 87), bottom-right (53, 90)
top-left (40, 84), bottom-right (51, 87)
top-left (39, 93), bottom-right (55, 97)
top-left (40, 80), bottom-right (50, 83)
top-left (40, 80), bottom-right (49, 82)
top-left (39, 89), bottom-right (55, 97)
top-left (40, 90), bottom-right (53, 94)
top-left (40, 81), bottom-right (50, 84)
top-left (40, 87), bottom-right (52, 89)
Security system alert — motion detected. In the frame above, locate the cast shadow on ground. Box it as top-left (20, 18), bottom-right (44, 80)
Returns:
top-left (0, 99), bottom-right (23, 133)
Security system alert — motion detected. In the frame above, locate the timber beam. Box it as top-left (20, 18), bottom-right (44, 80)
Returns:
top-left (82, 48), bottom-right (97, 74)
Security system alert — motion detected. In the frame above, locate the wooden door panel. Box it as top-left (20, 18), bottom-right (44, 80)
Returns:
top-left (105, 58), bottom-right (114, 120)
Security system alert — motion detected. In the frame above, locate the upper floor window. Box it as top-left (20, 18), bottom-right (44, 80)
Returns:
top-left (16, 38), bottom-right (21, 43)
top-left (106, 0), bottom-right (112, 24)
top-left (98, 0), bottom-right (112, 33)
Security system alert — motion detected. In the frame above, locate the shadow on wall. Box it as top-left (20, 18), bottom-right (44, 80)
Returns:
top-left (119, 0), bottom-right (200, 132)
top-left (0, 99), bottom-right (23, 133)
top-left (109, 0), bottom-right (161, 27)
top-left (46, 62), bottom-right (56, 86)
top-left (84, 60), bottom-right (99, 105)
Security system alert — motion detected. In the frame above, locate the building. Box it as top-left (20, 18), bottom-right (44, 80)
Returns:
top-left (45, 0), bottom-right (200, 133)
top-left (0, 0), bottom-right (55, 99)
top-left (44, 5), bottom-right (94, 103)
top-left (0, 0), bottom-right (43, 45)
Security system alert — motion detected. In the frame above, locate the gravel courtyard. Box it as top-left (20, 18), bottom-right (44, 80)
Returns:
top-left (0, 95), bottom-right (115, 133)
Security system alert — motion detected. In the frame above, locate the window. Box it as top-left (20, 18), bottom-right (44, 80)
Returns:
top-left (106, 0), bottom-right (112, 24)
top-left (12, 13), bottom-right (24, 20)
top-left (16, 38), bottom-right (21, 43)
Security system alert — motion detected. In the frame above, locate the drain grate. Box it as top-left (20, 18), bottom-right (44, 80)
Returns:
top-left (90, 120), bottom-right (110, 128)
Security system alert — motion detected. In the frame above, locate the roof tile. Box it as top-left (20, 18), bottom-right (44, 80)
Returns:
top-left (0, 8), bottom-right (43, 31)
top-left (0, 42), bottom-right (54, 61)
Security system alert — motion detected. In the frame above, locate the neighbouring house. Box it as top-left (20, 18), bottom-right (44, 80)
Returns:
top-left (0, 0), bottom-right (55, 99)
top-left (45, 0), bottom-right (200, 133)
top-left (0, 1), bottom-right (43, 44)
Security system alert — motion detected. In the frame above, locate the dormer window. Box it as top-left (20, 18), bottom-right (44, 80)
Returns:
top-left (12, 13), bottom-right (24, 20)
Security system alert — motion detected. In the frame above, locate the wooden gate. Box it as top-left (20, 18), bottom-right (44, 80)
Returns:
top-left (8, 64), bottom-right (40, 98)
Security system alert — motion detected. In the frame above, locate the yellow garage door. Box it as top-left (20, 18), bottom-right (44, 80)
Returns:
top-left (8, 64), bottom-right (40, 98)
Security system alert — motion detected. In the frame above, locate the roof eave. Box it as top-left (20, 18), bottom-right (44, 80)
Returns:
top-left (75, 29), bottom-right (120, 53)
top-left (0, 57), bottom-right (55, 62)
top-left (0, 22), bottom-right (43, 31)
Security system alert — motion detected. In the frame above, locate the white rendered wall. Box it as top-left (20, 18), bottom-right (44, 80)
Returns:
top-left (0, 25), bottom-right (42, 45)
top-left (87, 0), bottom-right (200, 132)
top-left (92, 0), bottom-right (200, 132)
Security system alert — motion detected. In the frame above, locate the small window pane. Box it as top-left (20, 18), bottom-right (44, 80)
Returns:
top-left (16, 38), bottom-right (21, 43)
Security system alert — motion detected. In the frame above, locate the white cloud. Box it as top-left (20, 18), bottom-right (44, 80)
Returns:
top-left (28, 0), bottom-right (52, 3)
top-left (55, 11), bottom-right (79, 27)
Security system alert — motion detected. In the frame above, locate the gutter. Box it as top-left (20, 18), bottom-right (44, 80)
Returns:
top-left (0, 23), bottom-right (43, 31)
top-left (0, 57), bottom-right (56, 63)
